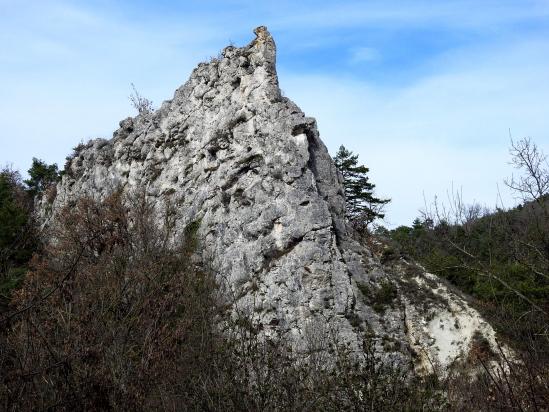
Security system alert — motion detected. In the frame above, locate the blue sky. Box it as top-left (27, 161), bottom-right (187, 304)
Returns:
top-left (1, 0), bottom-right (549, 226)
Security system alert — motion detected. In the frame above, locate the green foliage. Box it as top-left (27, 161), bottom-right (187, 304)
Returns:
top-left (372, 280), bottom-right (398, 313)
top-left (0, 169), bottom-right (35, 306)
top-left (184, 218), bottom-right (201, 252)
top-left (376, 280), bottom-right (397, 305)
top-left (0, 267), bottom-right (26, 303)
top-left (24, 158), bottom-right (60, 195)
top-left (62, 141), bottom-right (87, 177)
top-left (333, 145), bottom-right (390, 230)
top-left (388, 202), bottom-right (549, 353)
top-left (0, 172), bottom-right (28, 259)
top-left (356, 278), bottom-right (398, 314)
top-left (384, 193), bottom-right (549, 409)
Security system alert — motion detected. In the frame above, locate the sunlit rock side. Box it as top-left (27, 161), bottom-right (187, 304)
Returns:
top-left (380, 253), bottom-right (512, 376)
top-left (38, 26), bottom-right (507, 373)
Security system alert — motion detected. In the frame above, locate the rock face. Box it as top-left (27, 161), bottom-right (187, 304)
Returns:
top-left (40, 27), bottom-right (505, 373)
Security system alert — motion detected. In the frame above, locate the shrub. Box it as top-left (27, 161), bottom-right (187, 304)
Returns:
top-left (24, 158), bottom-right (60, 196)
top-left (0, 190), bottom-right (223, 410)
top-left (4, 188), bottom-right (543, 410)
top-left (129, 83), bottom-right (154, 115)
top-left (0, 168), bottom-right (36, 308)
top-left (0, 190), bottom-right (447, 411)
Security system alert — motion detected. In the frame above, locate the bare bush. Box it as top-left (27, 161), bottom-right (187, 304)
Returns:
top-left (447, 339), bottom-right (549, 411)
top-left (0, 190), bottom-right (447, 411)
top-left (400, 138), bottom-right (549, 410)
top-left (505, 137), bottom-right (549, 203)
top-left (0, 190), bottom-right (221, 410)
top-left (129, 83), bottom-right (154, 115)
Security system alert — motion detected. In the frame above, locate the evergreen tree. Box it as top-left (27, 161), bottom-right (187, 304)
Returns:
top-left (24, 158), bottom-right (60, 196)
top-left (333, 145), bottom-right (390, 230)
top-left (0, 169), bottom-right (35, 302)
top-left (0, 171), bottom-right (28, 262)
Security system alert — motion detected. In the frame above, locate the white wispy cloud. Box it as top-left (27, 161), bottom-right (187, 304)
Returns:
top-left (0, 1), bottom-right (225, 173)
top-left (271, 0), bottom-right (549, 30)
top-left (1, 0), bottom-right (548, 226)
top-left (349, 47), bottom-right (380, 64)
top-left (280, 36), bottom-right (549, 226)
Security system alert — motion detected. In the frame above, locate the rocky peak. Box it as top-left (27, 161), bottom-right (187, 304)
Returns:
top-left (40, 27), bottom-right (508, 374)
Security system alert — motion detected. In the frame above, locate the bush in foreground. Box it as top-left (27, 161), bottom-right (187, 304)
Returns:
top-left (0, 190), bottom-right (446, 410)
top-left (1, 189), bottom-right (546, 410)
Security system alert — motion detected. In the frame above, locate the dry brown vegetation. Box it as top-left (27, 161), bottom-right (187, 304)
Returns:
top-left (0, 190), bottom-right (444, 411)
top-left (1, 190), bottom-right (223, 409)
top-left (446, 342), bottom-right (549, 411)
top-left (0, 186), bottom-right (547, 410)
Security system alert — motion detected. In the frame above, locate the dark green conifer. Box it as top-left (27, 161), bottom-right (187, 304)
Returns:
top-left (24, 158), bottom-right (60, 196)
top-left (333, 145), bottom-right (390, 230)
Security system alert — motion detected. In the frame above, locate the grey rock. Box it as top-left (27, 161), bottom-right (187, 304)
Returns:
top-left (38, 26), bottom-right (507, 373)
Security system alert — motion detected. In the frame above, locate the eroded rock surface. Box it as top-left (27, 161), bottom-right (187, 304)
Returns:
top-left (39, 27), bottom-right (505, 373)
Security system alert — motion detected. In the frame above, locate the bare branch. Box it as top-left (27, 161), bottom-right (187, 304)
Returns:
top-left (129, 83), bottom-right (154, 115)
top-left (505, 137), bottom-right (549, 202)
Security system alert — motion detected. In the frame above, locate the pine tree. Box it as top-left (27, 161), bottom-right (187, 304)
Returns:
top-left (0, 168), bottom-right (35, 301)
top-left (333, 145), bottom-right (390, 230)
top-left (24, 158), bottom-right (60, 196)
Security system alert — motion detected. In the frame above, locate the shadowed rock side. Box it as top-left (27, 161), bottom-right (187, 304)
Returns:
top-left (39, 27), bottom-right (506, 373)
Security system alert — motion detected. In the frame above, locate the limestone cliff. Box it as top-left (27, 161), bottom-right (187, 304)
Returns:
top-left (39, 27), bottom-right (506, 373)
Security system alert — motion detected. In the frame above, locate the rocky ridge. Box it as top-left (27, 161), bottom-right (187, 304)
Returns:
top-left (39, 27), bottom-right (506, 373)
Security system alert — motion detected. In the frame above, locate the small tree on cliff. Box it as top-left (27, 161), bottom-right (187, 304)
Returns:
top-left (24, 158), bottom-right (60, 196)
top-left (333, 145), bottom-right (390, 230)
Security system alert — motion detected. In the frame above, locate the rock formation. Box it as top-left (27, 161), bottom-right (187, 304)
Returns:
top-left (39, 26), bottom-right (506, 374)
